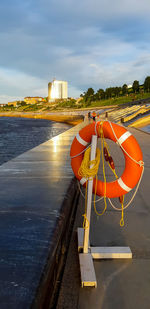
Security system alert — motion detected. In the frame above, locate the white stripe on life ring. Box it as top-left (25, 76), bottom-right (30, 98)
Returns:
top-left (117, 177), bottom-right (131, 192)
top-left (117, 131), bottom-right (132, 146)
top-left (80, 177), bottom-right (87, 185)
top-left (76, 133), bottom-right (88, 146)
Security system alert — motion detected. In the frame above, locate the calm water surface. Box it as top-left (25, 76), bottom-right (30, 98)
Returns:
top-left (0, 117), bottom-right (71, 165)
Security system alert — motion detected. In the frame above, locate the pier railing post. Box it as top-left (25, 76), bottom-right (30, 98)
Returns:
top-left (83, 135), bottom-right (97, 254)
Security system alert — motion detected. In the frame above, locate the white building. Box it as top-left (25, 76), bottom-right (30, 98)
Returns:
top-left (48, 80), bottom-right (68, 102)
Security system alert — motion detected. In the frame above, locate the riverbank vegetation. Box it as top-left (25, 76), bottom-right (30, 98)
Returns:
top-left (1, 76), bottom-right (150, 112)
top-left (1, 92), bottom-right (150, 113)
top-left (79, 76), bottom-right (150, 108)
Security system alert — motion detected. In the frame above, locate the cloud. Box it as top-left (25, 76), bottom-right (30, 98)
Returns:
top-left (0, 94), bottom-right (24, 104)
top-left (39, 0), bottom-right (150, 27)
top-left (0, 67), bottom-right (48, 102)
top-left (0, 0), bottom-right (150, 100)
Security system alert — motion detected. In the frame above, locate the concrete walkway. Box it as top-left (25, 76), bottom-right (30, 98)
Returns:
top-left (57, 126), bottom-right (150, 309)
top-left (0, 121), bottom-right (86, 308)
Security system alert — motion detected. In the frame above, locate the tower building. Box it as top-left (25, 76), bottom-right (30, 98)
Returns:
top-left (48, 80), bottom-right (68, 102)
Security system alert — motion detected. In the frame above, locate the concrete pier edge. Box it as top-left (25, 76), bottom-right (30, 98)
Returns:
top-left (31, 177), bottom-right (80, 308)
top-left (0, 119), bottom-right (87, 308)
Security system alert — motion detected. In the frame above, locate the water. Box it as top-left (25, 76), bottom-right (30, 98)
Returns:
top-left (0, 117), bottom-right (71, 165)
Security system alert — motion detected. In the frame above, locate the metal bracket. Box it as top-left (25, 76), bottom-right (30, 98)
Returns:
top-left (77, 135), bottom-right (132, 288)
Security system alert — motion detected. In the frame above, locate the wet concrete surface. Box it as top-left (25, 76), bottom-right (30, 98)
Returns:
top-left (0, 121), bottom-right (86, 308)
top-left (57, 126), bottom-right (150, 309)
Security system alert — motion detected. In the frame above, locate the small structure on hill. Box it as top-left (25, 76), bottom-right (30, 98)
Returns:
top-left (24, 97), bottom-right (45, 104)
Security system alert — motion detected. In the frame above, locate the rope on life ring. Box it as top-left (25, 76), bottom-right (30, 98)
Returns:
top-left (70, 120), bottom-right (144, 199)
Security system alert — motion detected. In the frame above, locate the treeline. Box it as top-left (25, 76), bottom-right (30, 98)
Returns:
top-left (80, 76), bottom-right (150, 105)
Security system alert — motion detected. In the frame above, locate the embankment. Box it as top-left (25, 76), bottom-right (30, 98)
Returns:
top-left (1, 106), bottom-right (150, 128)
top-left (106, 104), bottom-right (150, 128)
top-left (128, 114), bottom-right (150, 128)
top-left (0, 111), bottom-right (84, 125)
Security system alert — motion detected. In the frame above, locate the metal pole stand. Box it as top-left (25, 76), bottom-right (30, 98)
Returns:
top-left (77, 135), bottom-right (132, 288)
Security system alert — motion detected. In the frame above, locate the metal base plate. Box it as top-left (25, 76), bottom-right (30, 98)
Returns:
top-left (79, 253), bottom-right (97, 288)
top-left (91, 246), bottom-right (132, 259)
top-left (77, 228), bottom-right (132, 259)
top-left (77, 227), bottom-right (132, 288)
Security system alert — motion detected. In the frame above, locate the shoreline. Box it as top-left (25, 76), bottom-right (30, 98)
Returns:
top-left (0, 108), bottom-right (150, 129)
top-left (0, 111), bottom-right (84, 126)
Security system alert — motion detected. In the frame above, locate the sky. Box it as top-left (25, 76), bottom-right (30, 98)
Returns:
top-left (0, 0), bottom-right (150, 103)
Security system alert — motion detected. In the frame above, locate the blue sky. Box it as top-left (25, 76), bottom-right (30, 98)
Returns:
top-left (0, 0), bottom-right (150, 103)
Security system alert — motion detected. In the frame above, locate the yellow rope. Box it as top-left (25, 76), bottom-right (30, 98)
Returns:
top-left (78, 146), bottom-right (100, 229)
top-left (78, 146), bottom-right (100, 179)
top-left (82, 213), bottom-right (89, 229)
top-left (78, 122), bottom-right (125, 227)
top-left (120, 196), bottom-right (125, 227)
top-left (93, 122), bottom-right (107, 216)
top-left (103, 140), bottom-right (118, 178)
top-left (103, 130), bottom-right (125, 226)
top-left (97, 122), bottom-right (124, 225)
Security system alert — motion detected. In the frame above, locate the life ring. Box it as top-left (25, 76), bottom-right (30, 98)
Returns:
top-left (70, 121), bottom-right (143, 198)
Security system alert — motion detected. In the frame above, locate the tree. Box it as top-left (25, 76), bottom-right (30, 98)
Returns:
top-left (122, 84), bottom-right (128, 95)
top-left (105, 87), bottom-right (113, 99)
top-left (132, 80), bottom-right (139, 93)
top-left (144, 76), bottom-right (150, 92)
top-left (114, 87), bottom-right (122, 97)
top-left (83, 98), bottom-right (92, 107)
top-left (83, 88), bottom-right (94, 102)
top-left (85, 88), bottom-right (94, 97)
top-left (95, 88), bottom-right (105, 100)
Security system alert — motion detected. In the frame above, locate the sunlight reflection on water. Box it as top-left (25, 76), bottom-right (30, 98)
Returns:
top-left (0, 117), bottom-right (71, 165)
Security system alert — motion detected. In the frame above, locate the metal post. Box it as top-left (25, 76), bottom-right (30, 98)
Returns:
top-left (83, 135), bottom-right (98, 253)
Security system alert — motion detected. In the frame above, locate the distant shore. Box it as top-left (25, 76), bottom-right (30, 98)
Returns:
top-left (0, 111), bottom-right (84, 126)
top-left (0, 108), bottom-right (150, 128)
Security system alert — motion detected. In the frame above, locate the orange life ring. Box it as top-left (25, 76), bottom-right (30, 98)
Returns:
top-left (70, 121), bottom-right (143, 198)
